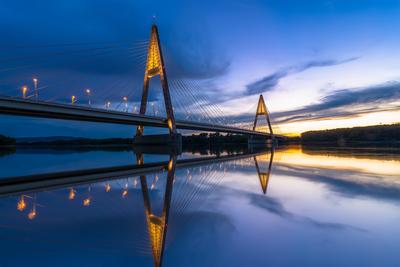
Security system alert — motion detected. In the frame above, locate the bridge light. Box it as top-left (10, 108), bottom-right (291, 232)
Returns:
top-left (17, 196), bottom-right (26, 211)
top-left (68, 188), bottom-right (76, 200)
top-left (151, 102), bottom-right (156, 116)
top-left (33, 78), bottom-right (38, 100)
top-left (105, 183), bottom-right (111, 192)
top-left (83, 197), bottom-right (91, 206)
top-left (85, 89), bottom-right (91, 105)
top-left (27, 207), bottom-right (37, 220)
top-left (123, 96), bottom-right (128, 111)
top-left (21, 86), bottom-right (28, 99)
top-left (122, 182), bottom-right (129, 197)
top-left (106, 101), bottom-right (111, 110)
top-left (71, 95), bottom-right (76, 105)
top-left (167, 158), bottom-right (174, 172)
top-left (167, 118), bottom-right (173, 130)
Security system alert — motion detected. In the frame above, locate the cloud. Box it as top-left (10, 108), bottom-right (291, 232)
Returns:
top-left (0, 0), bottom-right (230, 111)
top-left (165, 42), bottom-right (231, 80)
top-left (272, 81), bottom-right (400, 124)
top-left (245, 57), bottom-right (358, 96)
top-left (213, 80), bottom-right (400, 127)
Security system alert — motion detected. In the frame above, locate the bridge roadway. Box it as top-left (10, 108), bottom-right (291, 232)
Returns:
top-left (0, 96), bottom-right (275, 138)
top-left (0, 150), bottom-right (268, 196)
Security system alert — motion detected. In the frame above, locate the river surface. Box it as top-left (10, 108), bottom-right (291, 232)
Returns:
top-left (0, 145), bottom-right (399, 267)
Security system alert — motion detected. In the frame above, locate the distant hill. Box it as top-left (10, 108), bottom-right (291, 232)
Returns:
top-left (301, 124), bottom-right (400, 145)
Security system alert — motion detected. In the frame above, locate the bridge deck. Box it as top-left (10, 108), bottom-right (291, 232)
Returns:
top-left (0, 96), bottom-right (275, 137)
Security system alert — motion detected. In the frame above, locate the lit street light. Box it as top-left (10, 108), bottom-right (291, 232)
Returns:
top-left (17, 196), bottom-right (26, 211)
top-left (85, 89), bottom-right (91, 105)
top-left (106, 101), bottom-right (111, 110)
top-left (21, 86), bottom-right (28, 99)
top-left (105, 183), bottom-right (111, 192)
top-left (28, 206), bottom-right (37, 220)
top-left (28, 195), bottom-right (37, 220)
top-left (33, 78), bottom-right (38, 100)
top-left (123, 96), bottom-right (128, 111)
top-left (83, 197), bottom-right (91, 206)
top-left (71, 95), bottom-right (76, 105)
top-left (69, 188), bottom-right (76, 200)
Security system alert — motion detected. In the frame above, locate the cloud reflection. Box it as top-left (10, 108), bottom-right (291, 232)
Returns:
top-left (248, 193), bottom-right (366, 232)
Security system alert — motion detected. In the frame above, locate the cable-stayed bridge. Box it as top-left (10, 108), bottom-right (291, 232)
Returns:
top-left (0, 24), bottom-right (283, 145)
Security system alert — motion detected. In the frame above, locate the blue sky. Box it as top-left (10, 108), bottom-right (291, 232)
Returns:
top-left (0, 0), bottom-right (400, 137)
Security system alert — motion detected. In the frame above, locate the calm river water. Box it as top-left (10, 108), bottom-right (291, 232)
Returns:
top-left (0, 145), bottom-right (399, 267)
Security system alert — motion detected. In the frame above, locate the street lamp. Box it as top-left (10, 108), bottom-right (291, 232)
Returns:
top-left (21, 86), bottom-right (28, 99)
top-left (85, 89), bottom-right (91, 105)
top-left (71, 95), bottom-right (76, 105)
top-left (17, 196), bottom-right (26, 211)
top-left (28, 206), bottom-right (37, 220)
top-left (68, 188), bottom-right (76, 200)
top-left (123, 96), bottom-right (128, 111)
top-left (106, 101), bottom-right (111, 110)
top-left (33, 78), bottom-right (38, 100)
top-left (105, 183), bottom-right (111, 192)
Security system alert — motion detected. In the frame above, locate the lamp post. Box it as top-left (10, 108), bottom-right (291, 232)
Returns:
top-left (21, 86), bottom-right (28, 99)
top-left (33, 78), bottom-right (38, 100)
top-left (106, 101), bottom-right (111, 110)
top-left (123, 96), bottom-right (128, 111)
top-left (85, 89), bottom-right (91, 105)
top-left (71, 95), bottom-right (76, 105)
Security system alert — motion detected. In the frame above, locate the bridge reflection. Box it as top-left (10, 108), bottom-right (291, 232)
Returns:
top-left (254, 149), bottom-right (274, 194)
top-left (1, 148), bottom-right (274, 267)
top-left (136, 153), bottom-right (177, 267)
top-left (137, 149), bottom-right (274, 267)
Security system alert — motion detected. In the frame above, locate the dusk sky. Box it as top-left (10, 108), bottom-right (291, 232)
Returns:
top-left (1, 0), bottom-right (400, 137)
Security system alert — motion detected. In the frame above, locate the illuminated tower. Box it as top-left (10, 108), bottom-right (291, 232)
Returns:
top-left (136, 24), bottom-right (176, 137)
top-left (253, 94), bottom-right (274, 137)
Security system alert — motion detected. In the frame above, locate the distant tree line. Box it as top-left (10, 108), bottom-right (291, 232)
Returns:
top-left (301, 124), bottom-right (400, 144)
top-left (0, 135), bottom-right (16, 146)
top-left (18, 138), bottom-right (134, 146)
top-left (183, 133), bottom-right (248, 144)
top-left (182, 133), bottom-right (249, 155)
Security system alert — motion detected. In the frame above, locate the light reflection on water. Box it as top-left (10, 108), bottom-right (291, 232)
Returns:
top-left (0, 146), bottom-right (399, 267)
